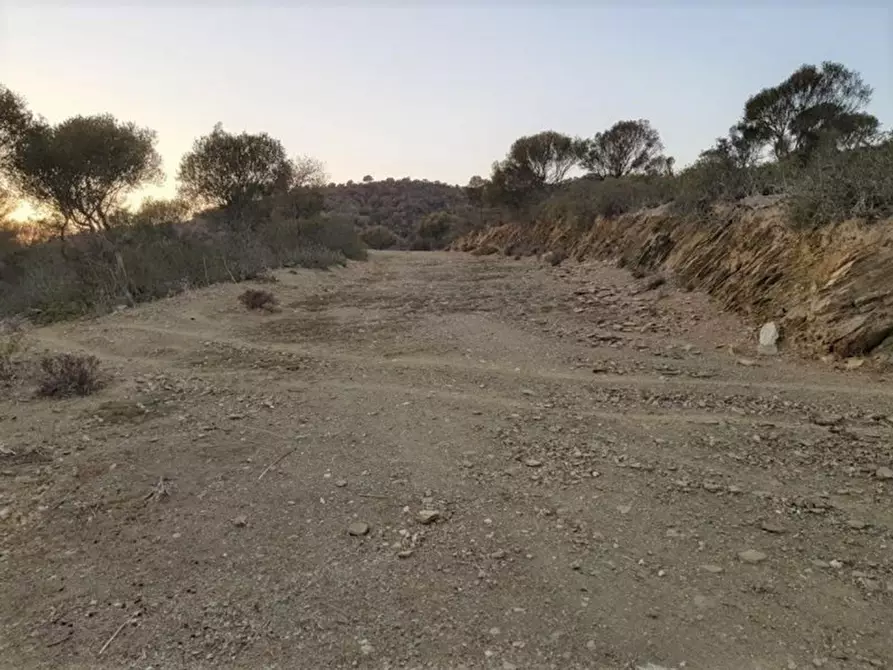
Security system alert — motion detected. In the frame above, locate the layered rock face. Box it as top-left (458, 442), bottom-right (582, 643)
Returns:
top-left (455, 202), bottom-right (893, 359)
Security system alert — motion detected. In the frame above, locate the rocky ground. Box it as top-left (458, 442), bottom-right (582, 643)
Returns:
top-left (1, 251), bottom-right (891, 670)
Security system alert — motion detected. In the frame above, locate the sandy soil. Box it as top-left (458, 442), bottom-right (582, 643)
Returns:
top-left (1, 251), bottom-right (892, 670)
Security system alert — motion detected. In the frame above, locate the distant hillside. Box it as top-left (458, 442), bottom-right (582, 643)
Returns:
top-left (322, 178), bottom-right (472, 241)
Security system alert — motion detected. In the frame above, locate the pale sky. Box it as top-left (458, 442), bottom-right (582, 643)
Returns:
top-left (1, 2), bottom-right (891, 201)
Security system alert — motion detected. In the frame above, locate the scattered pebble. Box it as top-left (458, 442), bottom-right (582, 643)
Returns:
top-left (738, 549), bottom-right (767, 564)
top-left (348, 522), bottom-right (370, 536)
top-left (760, 520), bottom-right (787, 534)
top-left (416, 510), bottom-right (441, 525)
top-left (876, 466), bottom-right (893, 480)
top-left (232, 515), bottom-right (248, 528)
top-left (700, 564), bottom-right (724, 574)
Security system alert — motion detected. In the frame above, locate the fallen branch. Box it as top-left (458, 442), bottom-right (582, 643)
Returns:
top-left (47, 630), bottom-right (73, 648)
top-left (257, 447), bottom-right (298, 481)
top-left (98, 610), bottom-right (140, 656)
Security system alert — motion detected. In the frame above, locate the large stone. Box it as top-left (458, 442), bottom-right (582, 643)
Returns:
top-left (758, 322), bottom-right (780, 355)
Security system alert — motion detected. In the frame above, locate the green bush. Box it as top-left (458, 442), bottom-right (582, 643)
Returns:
top-left (538, 175), bottom-right (673, 228)
top-left (786, 139), bottom-right (893, 227)
top-left (671, 159), bottom-right (794, 214)
top-left (361, 225), bottom-right (399, 250)
top-left (0, 205), bottom-right (367, 324)
top-left (414, 210), bottom-right (478, 249)
top-left (294, 214), bottom-right (367, 261)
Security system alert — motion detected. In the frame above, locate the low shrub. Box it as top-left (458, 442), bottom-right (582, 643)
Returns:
top-left (37, 352), bottom-right (102, 398)
top-left (786, 139), bottom-right (893, 227)
top-left (0, 206), bottom-right (367, 324)
top-left (238, 289), bottom-right (277, 311)
top-left (0, 318), bottom-right (27, 382)
top-left (538, 176), bottom-right (673, 229)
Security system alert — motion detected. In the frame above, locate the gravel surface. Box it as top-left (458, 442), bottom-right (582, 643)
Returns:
top-left (1, 251), bottom-right (891, 670)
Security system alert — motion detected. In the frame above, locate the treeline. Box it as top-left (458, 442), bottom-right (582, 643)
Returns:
top-left (463, 61), bottom-right (892, 231)
top-left (0, 94), bottom-right (365, 322)
top-left (1, 60), bottom-right (892, 322)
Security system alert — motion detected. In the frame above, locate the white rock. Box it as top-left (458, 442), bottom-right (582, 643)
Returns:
top-left (876, 466), bottom-right (893, 480)
top-left (738, 549), bottom-right (767, 564)
top-left (758, 322), bottom-right (780, 355)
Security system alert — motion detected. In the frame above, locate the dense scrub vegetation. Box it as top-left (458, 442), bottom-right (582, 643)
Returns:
top-left (469, 61), bottom-right (892, 234)
top-left (0, 90), bottom-right (365, 323)
top-left (1, 60), bottom-right (891, 328)
top-left (322, 178), bottom-right (472, 247)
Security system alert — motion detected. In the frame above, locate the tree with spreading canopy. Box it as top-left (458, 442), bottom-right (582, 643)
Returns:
top-left (487, 160), bottom-right (541, 210)
top-left (699, 124), bottom-right (763, 170)
top-left (10, 113), bottom-right (162, 233)
top-left (177, 123), bottom-right (295, 209)
top-left (462, 175), bottom-right (490, 224)
top-left (0, 85), bottom-right (34, 177)
top-left (464, 175), bottom-right (487, 207)
top-left (292, 154), bottom-right (329, 188)
top-left (505, 131), bottom-right (583, 186)
top-left (485, 131), bottom-right (584, 209)
top-left (127, 197), bottom-right (192, 227)
top-left (739, 61), bottom-right (880, 160)
top-left (581, 120), bottom-right (668, 179)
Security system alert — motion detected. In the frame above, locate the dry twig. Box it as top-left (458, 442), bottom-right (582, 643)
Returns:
top-left (98, 610), bottom-right (140, 656)
top-left (257, 447), bottom-right (298, 481)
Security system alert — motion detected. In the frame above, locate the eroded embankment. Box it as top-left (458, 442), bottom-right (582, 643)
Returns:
top-left (455, 201), bottom-right (893, 359)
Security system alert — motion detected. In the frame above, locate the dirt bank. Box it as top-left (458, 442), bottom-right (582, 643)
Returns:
top-left (455, 202), bottom-right (893, 360)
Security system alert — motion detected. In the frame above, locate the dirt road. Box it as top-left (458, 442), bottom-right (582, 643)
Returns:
top-left (2, 251), bottom-right (892, 669)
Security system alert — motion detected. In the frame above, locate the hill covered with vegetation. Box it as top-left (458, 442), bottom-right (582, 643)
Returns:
top-left (320, 178), bottom-right (474, 249)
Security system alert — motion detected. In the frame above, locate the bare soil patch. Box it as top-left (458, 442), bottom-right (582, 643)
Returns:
top-left (1, 251), bottom-right (891, 669)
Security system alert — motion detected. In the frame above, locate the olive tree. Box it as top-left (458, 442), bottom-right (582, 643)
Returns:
top-left (740, 61), bottom-right (879, 160)
top-left (177, 123), bottom-right (295, 209)
top-left (581, 120), bottom-right (668, 179)
top-left (505, 131), bottom-right (583, 186)
top-left (292, 154), bottom-right (329, 188)
top-left (11, 114), bottom-right (162, 232)
top-left (0, 84), bottom-right (33, 177)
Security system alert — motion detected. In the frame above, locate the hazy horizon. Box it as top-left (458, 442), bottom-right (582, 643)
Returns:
top-left (2, 3), bottom-right (892, 208)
